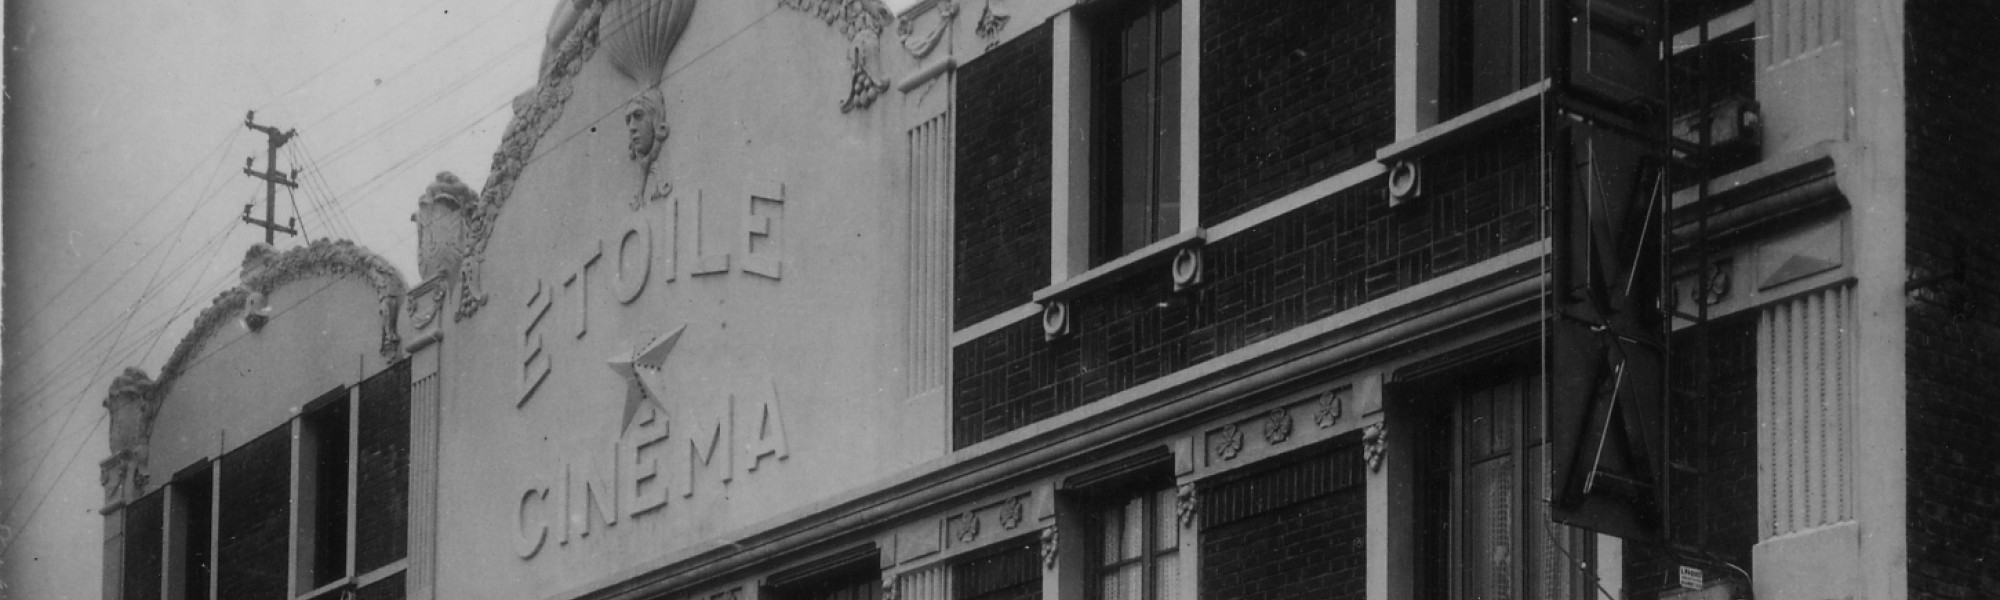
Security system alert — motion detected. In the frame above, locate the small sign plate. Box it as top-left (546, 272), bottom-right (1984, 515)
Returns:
top-left (1678, 565), bottom-right (1705, 590)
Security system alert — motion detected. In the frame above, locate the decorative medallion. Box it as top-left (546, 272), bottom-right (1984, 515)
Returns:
top-left (896, 0), bottom-right (957, 58)
top-left (1312, 390), bottom-right (1343, 428)
top-left (1362, 423), bottom-right (1387, 472)
top-left (974, 0), bottom-right (1009, 49)
top-left (1040, 525), bottom-right (1059, 570)
top-left (998, 496), bottom-right (1025, 530)
top-left (1262, 408), bottom-right (1294, 444)
top-left (953, 512), bottom-right (981, 543)
top-left (1213, 424), bottom-right (1244, 461)
top-left (1175, 483), bottom-right (1197, 529)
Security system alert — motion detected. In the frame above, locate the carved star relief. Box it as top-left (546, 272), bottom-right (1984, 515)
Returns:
top-left (607, 325), bottom-right (685, 430)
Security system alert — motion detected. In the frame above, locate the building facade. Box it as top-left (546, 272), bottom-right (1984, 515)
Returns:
top-left (102, 1), bottom-right (1997, 600)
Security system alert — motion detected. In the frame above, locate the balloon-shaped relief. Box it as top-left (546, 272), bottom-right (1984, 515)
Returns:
top-left (601, 0), bottom-right (698, 82)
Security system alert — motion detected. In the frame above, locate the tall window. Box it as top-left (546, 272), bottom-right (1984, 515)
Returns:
top-left (1089, 486), bottom-right (1181, 600)
top-left (1439, 0), bottom-right (1543, 118)
top-left (1415, 367), bottom-right (1595, 600)
top-left (1091, 0), bottom-right (1182, 264)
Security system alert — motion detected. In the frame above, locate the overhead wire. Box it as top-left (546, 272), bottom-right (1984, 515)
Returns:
top-left (4, 128), bottom-right (243, 342)
top-left (3, 0), bottom-right (750, 541)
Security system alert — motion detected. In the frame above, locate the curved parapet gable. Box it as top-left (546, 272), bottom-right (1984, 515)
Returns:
top-left (100, 239), bottom-right (409, 509)
top-left (455, 0), bottom-right (609, 322)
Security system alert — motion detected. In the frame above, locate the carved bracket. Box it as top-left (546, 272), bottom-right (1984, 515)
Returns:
top-left (1362, 423), bottom-right (1387, 472)
top-left (1175, 483), bottom-right (1197, 530)
top-left (1039, 525), bottom-right (1059, 570)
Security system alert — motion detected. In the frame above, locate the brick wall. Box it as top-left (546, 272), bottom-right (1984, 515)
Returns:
top-left (1199, 0), bottom-right (1393, 225)
top-left (216, 427), bottom-right (291, 600)
top-left (1199, 446), bottom-right (1366, 600)
top-left (1906, 3), bottom-right (2000, 599)
top-left (1623, 314), bottom-right (1759, 599)
top-left (122, 492), bottom-right (165, 600)
top-left (953, 124), bottom-right (1542, 448)
top-left (955, 23), bottom-right (1054, 329)
top-left (356, 360), bottom-right (411, 574)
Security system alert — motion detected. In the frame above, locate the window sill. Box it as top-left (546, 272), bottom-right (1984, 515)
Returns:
top-left (1376, 80), bottom-right (1552, 164)
top-left (1033, 228), bottom-right (1206, 304)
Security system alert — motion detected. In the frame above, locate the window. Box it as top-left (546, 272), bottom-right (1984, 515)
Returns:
top-left (294, 389), bottom-right (352, 593)
top-left (1087, 486), bottom-right (1181, 600)
top-left (1088, 0), bottom-right (1183, 265)
top-left (1414, 368), bottom-right (1595, 600)
top-left (113, 361), bottom-right (411, 600)
top-left (1438, 0), bottom-right (1542, 119)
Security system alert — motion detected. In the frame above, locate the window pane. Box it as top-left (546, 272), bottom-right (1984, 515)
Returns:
top-left (1466, 386), bottom-right (1493, 459)
top-left (1122, 496), bottom-right (1146, 559)
top-left (1101, 504), bottom-right (1125, 564)
top-left (1154, 487), bottom-right (1179, 549)
top-left (1123, 12), bottom-right (1152, 76)
top-left (1119, 71), bottom-right (1156, 256)
top-left (1492, 380), bottom-right (1516, 454)
top-left (1470, 0), bottom-right (1519, 106)
top-left (1159, 1), bottom-right (1181, 57)
top-left (1154, 55), bottom-right (1181, 243)
top-left (1153, 551), bottom-right (1181, 600)
top-left (1464, 456), bottom-right (1515, 600)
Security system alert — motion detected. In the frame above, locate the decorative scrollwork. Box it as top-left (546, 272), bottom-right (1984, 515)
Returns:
top-left (974, 0), bottom-right (1009, 48)
top-left (896, 1), bottom-right (958, 58)
top-left (839, 46), bottom-right (892, 113)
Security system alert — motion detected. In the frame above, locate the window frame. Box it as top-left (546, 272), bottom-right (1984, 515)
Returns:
top-left (1050, 0), bottom-right (1199, 283)
top-left (1406, 360), bottom-right (1598, 600)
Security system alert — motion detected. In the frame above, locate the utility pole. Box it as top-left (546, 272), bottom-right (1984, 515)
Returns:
top-left (241, 110), bottom-right (301, 245)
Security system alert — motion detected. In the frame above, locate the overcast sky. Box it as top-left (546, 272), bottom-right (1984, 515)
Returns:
top-left (0, 0), bottom-right (913, 595)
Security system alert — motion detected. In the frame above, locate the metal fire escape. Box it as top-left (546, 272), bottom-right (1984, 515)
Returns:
top-left (1545, 0), bottom-right (1757, 594)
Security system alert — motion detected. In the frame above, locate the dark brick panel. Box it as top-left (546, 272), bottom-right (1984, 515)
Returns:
top-left (1623, 314), bottom-right (1759, 600)
top-left (953, 124), bottom-right (1543, 448)
top-left (1907, 3), bottom-right (2000, 599)
top-left (1201, 445), bottom-right (1361, 528)
top-left (1199, 459), bottom-right (1367, 600)
top-left (1199, 0), bottom-right (1394, 225)
top-left (217, 427), bottom-right (291, 600)
top-left (955, 23), bottom-right (1054, 329)
top-left (123, 492), bottom-right (166, 600)
top-left (357, 360), bottom-right (412, 574)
